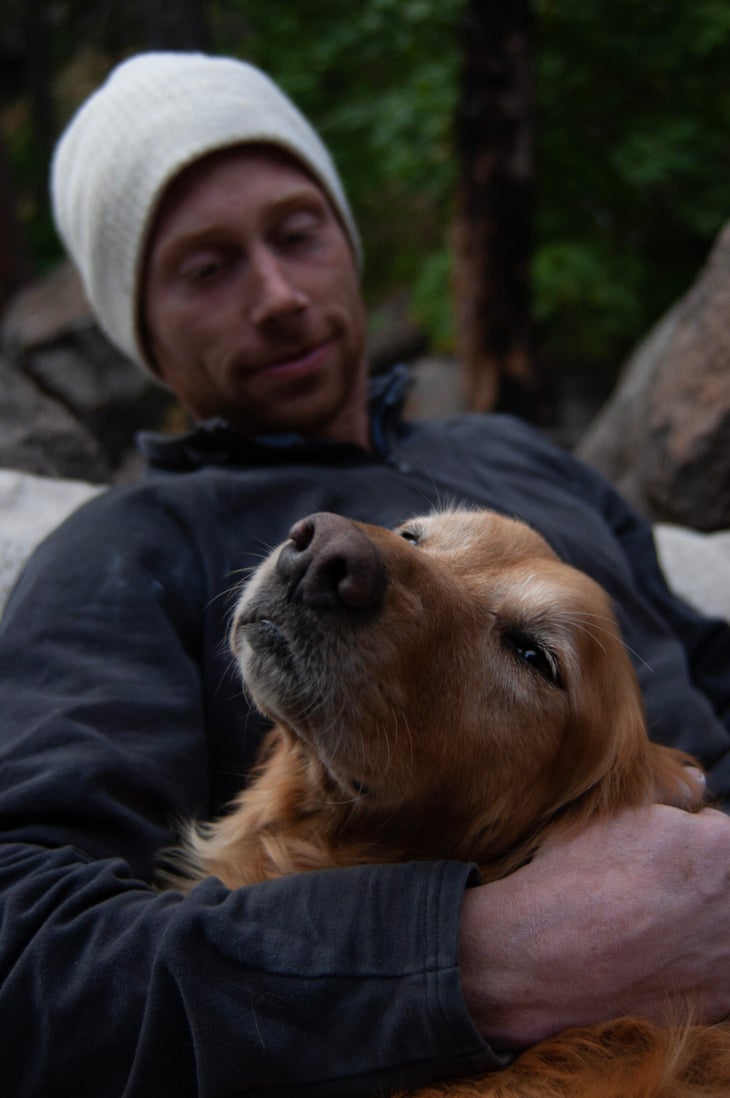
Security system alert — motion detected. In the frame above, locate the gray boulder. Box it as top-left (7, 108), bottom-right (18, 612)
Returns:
top-left (0, 352), bottom-right (110, 482)
top-left (1, 262), bottom-right (176, 482)
top-left (577, 222), bottom-right (730, 531)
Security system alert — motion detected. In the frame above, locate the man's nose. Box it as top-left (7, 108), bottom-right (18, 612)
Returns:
top-left (248, 248), bottom-right (308, 326)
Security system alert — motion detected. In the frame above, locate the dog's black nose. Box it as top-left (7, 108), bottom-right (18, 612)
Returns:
top-left (277, 512), bottom-right (387, 610)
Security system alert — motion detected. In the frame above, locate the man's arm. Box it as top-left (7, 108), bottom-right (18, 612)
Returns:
top-left (460, 804), bottom-right (730, 1048)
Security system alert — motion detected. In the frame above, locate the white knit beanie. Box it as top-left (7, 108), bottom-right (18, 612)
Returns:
top-left (51, 51), bottom-right (362, 374)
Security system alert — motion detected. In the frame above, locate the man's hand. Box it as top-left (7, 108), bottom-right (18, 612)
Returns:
top-left (459, 805), bottom-right (730, 1049)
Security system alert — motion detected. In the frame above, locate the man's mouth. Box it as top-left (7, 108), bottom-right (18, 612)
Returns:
top-left (246, 337), bottom-right (334, 379)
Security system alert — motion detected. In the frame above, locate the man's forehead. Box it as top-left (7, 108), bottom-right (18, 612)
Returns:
top-left (147, 144), bottom-right (331, 245)
top-left (163, 144), bottom-right (324, 209)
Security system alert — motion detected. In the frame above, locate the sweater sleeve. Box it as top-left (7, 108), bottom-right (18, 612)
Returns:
top-left (0, 488), bottom-right (499, 1096)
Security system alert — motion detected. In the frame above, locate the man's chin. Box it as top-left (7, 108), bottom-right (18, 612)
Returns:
top-left (234, 380), bottom-right (366, 445)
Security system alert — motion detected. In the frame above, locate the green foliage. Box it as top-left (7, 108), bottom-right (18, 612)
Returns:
top-left (409, 246), bottom-right (455, 350)
top-left (534, 0), bottom-right (730, 366)
top-left (211, 0), bottom-right (463, 305)
top-left (532, 240), bottom-right (644, 361)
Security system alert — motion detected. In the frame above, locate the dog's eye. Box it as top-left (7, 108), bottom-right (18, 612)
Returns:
top-left (398, 526), bottom-right (422, 545)
top-left (504, 629), bottom-right (563, 688)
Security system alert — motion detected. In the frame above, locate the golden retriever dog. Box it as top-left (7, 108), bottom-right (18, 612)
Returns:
top-left (172, 508), bottom-right (730, 1097)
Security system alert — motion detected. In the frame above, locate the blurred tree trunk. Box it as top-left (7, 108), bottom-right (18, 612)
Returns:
top-left (25, 0), bottom-right (55, 212)
top-left (454, 0), bottom-right (544, 419)
top-left (144, 0), bottom-right (210, 50)
top-left (0, 0), bottom-right (51, 306)
top-left (0, 137), bottom-right (32, 308)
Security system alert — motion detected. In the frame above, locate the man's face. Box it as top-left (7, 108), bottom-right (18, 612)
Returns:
top-left (141, 147), bottom-right (370, 446)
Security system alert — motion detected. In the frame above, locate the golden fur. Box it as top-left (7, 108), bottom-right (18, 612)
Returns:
top-left (168, 508), bottom-right (730, 1097)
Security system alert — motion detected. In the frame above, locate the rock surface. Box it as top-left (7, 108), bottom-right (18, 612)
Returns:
top-left (0, 468), bottom-right (102, 614)
top-left (0, 351), bottom-right (111, 481)
top-left (1, 262), bottom-right (176, 484)
top-left (577, 221), bottom-right (730, 531)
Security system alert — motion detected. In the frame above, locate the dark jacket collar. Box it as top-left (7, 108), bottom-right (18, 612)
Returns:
top-left (136, 364), bottom-right (412, 472)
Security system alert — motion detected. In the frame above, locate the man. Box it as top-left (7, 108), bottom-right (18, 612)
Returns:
top-left (0, 51), bottom-right (728, 1097)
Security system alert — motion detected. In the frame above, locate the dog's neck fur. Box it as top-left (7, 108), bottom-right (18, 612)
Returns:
top-left (171, 725), bottom-right (698, 893)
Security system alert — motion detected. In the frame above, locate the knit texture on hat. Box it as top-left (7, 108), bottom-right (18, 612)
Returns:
top-left (51, 52), bottom-right (362, 374)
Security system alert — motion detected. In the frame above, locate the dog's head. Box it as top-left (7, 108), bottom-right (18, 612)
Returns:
top-left (231, 508), bottom-right (698, 874)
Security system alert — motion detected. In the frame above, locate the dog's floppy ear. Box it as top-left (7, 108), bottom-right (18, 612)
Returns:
top-left (553, 635), bottom-right (656, 819)
top-left (543, 575), bottom-right (705, 824)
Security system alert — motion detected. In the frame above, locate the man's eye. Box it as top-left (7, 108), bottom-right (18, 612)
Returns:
top-left (179, 255), bottom-right (229, 284)
top-left (276, 212), bottom-right (322, 249)
top-left (193, 261), bottom-right (224, 281)
top-left (282, 231), bottom-right (312, 247)
top-left (504, 629), bottom-right (563, 688)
